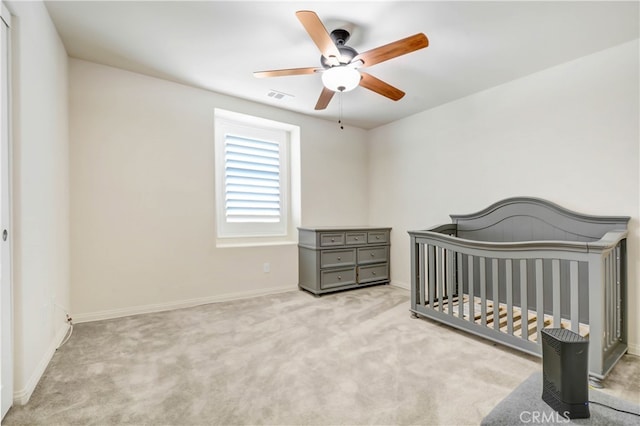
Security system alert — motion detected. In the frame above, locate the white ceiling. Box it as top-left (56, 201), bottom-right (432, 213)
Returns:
top-left (45, 1), bottom-right (639, 129)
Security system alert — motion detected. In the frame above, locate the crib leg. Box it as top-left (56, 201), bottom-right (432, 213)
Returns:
top-left (411, 311), bottom-right (419, 319)
top-left (589, 376), bottom-right (604, 389)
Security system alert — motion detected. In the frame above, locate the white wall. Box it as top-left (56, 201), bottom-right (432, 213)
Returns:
top-left (69, 59), bottom-right (369, 320)
top-left (368, 40), bottom-right (640, 353)
top-left (6, 0), bottom-right (70, 403)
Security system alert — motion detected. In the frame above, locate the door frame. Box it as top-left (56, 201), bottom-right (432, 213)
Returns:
top-left (0, 1), bottom-right (12, 419)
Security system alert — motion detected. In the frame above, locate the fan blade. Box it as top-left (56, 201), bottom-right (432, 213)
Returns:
top-left (254, 67), bottom-right (322, 78)
top-left (359, 72), bottom-right (405, 101)
top-left (354, 33), bottom-right (428, 68)
top-left (315, 87), bottom-right (335, 110)
top-left (296, 10), bottom-right (341, 63)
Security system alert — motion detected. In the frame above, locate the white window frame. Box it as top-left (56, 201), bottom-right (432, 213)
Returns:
top-left (214, 108), bottom-right (300, 247)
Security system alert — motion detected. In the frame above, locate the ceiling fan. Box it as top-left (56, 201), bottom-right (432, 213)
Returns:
top-left (254, 10), bottom-right (429, 110)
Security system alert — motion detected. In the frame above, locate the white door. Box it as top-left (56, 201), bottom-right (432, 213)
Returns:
top-left (0, 2), bottom-right (11, 420)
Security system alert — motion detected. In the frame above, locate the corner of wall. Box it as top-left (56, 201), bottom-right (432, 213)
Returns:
top-left (12, 324), bottom-right (69, 405)
top-left (7, 0), bottom-right (71, 406)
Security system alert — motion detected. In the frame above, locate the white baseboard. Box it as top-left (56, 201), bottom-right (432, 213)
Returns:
top-left (73, 285), bottom-right (298, 324)
top-left (628, 342), bottom-right (640, 356)
top-left (13, 323), bottom-right (70, 405)
top-left (389, 280), bottom-right (410, 291)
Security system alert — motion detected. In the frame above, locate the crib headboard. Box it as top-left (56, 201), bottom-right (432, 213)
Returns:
top-left (451, 197), bottom-right (630, 243)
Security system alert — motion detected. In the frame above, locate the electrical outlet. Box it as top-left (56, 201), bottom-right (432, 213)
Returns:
top-left (263, 262), bottom-right (270, 273)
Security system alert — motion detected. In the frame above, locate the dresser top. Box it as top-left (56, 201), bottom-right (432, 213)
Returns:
top-left (298, 226), bottom-right (391, 232)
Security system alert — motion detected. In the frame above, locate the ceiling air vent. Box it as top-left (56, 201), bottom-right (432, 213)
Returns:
top-left (267, 90), bottom-right (293, 100)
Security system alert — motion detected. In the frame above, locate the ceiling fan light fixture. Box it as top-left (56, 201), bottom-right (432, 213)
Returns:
top-left (321, 66), bottom-right (361, 92)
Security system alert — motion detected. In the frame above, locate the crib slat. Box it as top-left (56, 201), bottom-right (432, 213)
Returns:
top-left (520, 259), bottom-right (528, 340)
top-left (468, 255), bottom-right (475, 322)
top-left (447, 249), bottom-right (454, 316)
top-left (457, 252), bottom-right (464, 319)
top-left (480, 257), bottom-right (487, 326)
top-left (570, 261), bottom-right (579, 333)
top-left (605, 252), bottom-right (610, 347)
top-left (492, 258), bottom-right (499, 330)
top-left (437, 247), bottom-right (445, 313)
top-left (615, 245), bottom-right (621, 340)
top-left (552, 259), bottom-right (561, 328)
top-left (418, 243), bottom-right (425, 306)
top-left (428, 245), bottom-right (435, 309)
top-left (607, 252), bottom-right (613, 348)
top-left (612, 248), bottom-right (617, 341)
top-left (603, 253), bottom-right (608, 346)
top-left (506, 259), bottom-right (513, 335)
top-left (535, 259), bottom-right (544, 340)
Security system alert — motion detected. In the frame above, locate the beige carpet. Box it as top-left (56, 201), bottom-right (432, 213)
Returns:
top-left (4, 286), bottom-right (638, 425)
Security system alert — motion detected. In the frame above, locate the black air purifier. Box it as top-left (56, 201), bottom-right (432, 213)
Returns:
top-left (541, 328), bottom-right (590, 419)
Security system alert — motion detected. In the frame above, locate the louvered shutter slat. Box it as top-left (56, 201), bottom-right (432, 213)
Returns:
top-left (224, 135), bottom-right (281, 223)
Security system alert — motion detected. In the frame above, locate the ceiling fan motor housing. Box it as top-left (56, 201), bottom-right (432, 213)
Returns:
top-left (321, 44), bottom-right (358, 68)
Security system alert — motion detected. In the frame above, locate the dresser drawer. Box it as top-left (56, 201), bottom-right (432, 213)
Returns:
top-left (367, 231), bottom-right (388, 244)
top-left (320, 249), bottom-right (356, 268)
top-left (358, 264), bottom-right (389, 284)
top-left (345, 232), bottom-right (367, 245)
top-left (321, 267), bottom-right (356, 289)
top-left (357, 246), bottom-right (388, 264)
top-left (320, 233), bottom-right (345, 247)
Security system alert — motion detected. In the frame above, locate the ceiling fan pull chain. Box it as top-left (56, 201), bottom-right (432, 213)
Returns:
top-left (338, 91), bottom-right (344, 130)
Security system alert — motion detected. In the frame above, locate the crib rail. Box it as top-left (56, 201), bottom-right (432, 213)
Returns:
top-left (409, 226), bottom-right (628, 380)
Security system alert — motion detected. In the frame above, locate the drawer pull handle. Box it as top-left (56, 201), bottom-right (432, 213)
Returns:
top-left (370, 252), bottom-right (375, 257)
top-left (338, 275), bottom-right (342, 280)
top-left (331, 238), bottom-right (335, 242)
top-left (337, 257), bottom-right (341, 261)
top-left (355, 237), bottom-right (359, 240)
top-left (372, 271), bottom-right (377, 275)
top-left (376, 236), bottom-right (380, 239)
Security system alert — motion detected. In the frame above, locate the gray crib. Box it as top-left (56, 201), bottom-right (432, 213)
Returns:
top-left (408, 197), bottom-right (630, 385)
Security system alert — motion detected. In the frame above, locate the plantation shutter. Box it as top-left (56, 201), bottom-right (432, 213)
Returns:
top-left (224, 135), bottom-right (281, 223)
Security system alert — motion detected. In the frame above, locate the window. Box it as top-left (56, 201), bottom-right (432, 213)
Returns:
top-left (224, 135), bottom-right (282, 224)
top-left (214, 109), bottom-right (300, 246)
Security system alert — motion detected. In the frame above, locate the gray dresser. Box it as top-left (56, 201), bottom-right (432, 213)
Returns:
top-left (298, 227), bottom-right (391, 295)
